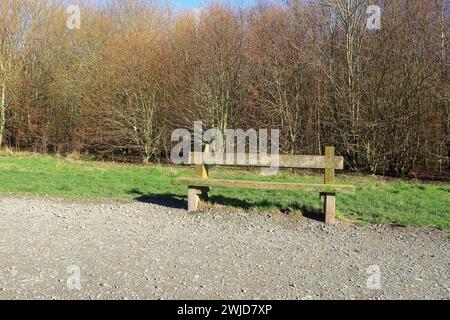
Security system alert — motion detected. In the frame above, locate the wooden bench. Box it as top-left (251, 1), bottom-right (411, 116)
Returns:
top-left (173, 147), bottom-right (355, 224)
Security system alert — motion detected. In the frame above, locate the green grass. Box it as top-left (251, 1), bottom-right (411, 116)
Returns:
top-left (0, 152), bottom-right (449, 231)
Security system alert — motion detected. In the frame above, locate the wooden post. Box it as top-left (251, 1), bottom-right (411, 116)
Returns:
top-left (322, 146), bottom-right (336, 224)
top-left (322, 193), bottom-right (336, 224)
top-left (195, 164), bottom-right (209, 178)
top-left (195, 143), bottom-right (209, 179)
top-left (324, 146), bottom-right (335, 184)
top-left (188, 144), bottom-right (210, 211)
top-left (187, 187), bottom-right (201, 212)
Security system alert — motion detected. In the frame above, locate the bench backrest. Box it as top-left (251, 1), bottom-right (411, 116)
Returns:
top-left (188, 152), bottom-right (343, 170)
top-left (187, 146), bottom-right (342, 184)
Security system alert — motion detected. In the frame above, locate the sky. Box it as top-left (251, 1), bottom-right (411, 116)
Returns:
top-left (91, 0), bottom-right (264, 10)
top-left (171, 0), bottom-right (259, 10)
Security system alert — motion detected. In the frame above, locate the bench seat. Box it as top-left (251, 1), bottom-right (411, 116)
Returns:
top-left (174, 177), bottom-right (356, 194)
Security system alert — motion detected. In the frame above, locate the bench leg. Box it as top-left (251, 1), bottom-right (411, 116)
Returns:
top-left (321, 193), bottom-right (336, 225)
top-left (187, 186), bottom-right (210, 212)
top-left (188, 187), bottom-right (200, 212)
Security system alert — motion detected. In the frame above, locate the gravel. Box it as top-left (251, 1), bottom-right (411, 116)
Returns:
top-left (0, 195), bottom-right (448, 300)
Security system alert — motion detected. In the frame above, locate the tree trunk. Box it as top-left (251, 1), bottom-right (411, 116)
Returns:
top-left (0, 83), bottom-right (6, 147)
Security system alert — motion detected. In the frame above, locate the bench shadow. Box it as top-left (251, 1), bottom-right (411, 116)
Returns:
top-left (207, 195), bottom-right (259, 210)
top-left (204, 195), bottom-right (324, 222)
top-left (296, 206), bottom-right (324, 222)
top-left (128, 188), bottom-right (324, 222)
top-left (128, 189), bottom-right (186, 209)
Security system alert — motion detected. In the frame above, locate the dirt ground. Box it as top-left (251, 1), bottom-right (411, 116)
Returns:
top-left (0, 195), bottom-right (448, 300)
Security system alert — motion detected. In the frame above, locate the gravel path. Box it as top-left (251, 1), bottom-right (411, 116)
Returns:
top-left (0, 195), bottom-right (448, 300)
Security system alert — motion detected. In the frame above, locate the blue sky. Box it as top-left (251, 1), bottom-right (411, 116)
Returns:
top-left (90, 0), bottom-right (267, 11)
top-left (172, 0), bottom-right (258, 10)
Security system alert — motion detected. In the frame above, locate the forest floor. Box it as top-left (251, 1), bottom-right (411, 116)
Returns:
top-left (0, 151), bottom-right (448, 230)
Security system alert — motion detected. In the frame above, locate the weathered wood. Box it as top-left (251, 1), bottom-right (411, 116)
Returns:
top-left (174, 177), bottom-right (356, 194)
top-left (194, 145), bottom-right (210, 205)
top-left (321, 193), bottom-right (336, 225)
top-left (187, 187), bottom-right (200, 212)
top-left (324, 147), bottom-right (335, 185)
top-left (195, 164), bottom-right (209, 178)
top-left (187, 185), bottom-right (210, 211)
top-left (188, 152), bottom-right (344, 170)
top-left (179, 146), bottom-right (353, 223)
top-left (195, 144), bottom-right (210, 178)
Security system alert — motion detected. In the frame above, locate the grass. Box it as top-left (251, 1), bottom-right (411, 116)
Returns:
top-left (0, 151), bottom-right (449, 231)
